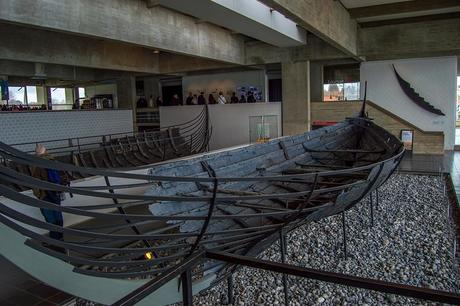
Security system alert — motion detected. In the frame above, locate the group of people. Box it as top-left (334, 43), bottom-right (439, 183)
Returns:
top-left (1, 104), bottom-right (46, 111)
top-left (184, 91), bottom-right (257, 106)
top-left (136, 90), bottom-right (259, 108)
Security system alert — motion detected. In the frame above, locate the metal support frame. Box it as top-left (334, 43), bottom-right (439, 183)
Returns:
top-left (279, 228), bottom-right (289, 306)
top-left (205, 250), bottom-right (460, 305)
top-left (375, 189), bottom-right (379, 210)
top-left (369, 191), bottom-right (374, 227)
top-left (342, 211), bottom-right (347, 260)
top-left (112, 251), bottom-right (204, 306)
top-left (227, 275), bottom-right (234, 305)
top-left (181, 269), bottom-right (193, 306)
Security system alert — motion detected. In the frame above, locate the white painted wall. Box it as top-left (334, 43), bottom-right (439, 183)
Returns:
top-left (182, 70), bottom-right (266, 103)
top-left (160, 103), bottom-right (282, 150)
top-left (0, 109), bottom-right (133, 149)
top-left (361, 57), bottom-right (458, 150)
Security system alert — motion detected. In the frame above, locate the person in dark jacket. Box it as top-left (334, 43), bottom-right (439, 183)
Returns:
top-left (247, 91), bottom-right (256, 103)
top-left (230, 92), bottom-right (239, 104)
top-left (156, 96), bottom-right (163, 107)
top-left (197, 92), bottom-right (206, 105)
top-left (208, 94), bottom-right (217, 104)
top-left (32, 144), bottom-right (69, 242)
top-left (171, 94), bottom-right (181, 106)
top-left (185, 92), bottom-right (193, 105)
top-left (239, 94), bottom-right (247, 103)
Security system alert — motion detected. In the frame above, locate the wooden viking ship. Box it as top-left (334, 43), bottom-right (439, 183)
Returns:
top-left (0, 105), bottom-right (210, 191)
top-left (0, 104), bottom-right (405, 305)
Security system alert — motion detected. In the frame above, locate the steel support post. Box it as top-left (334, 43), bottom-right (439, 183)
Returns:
top-left (227, 275), bottom-right (234, 305)
top-left (279, 229), bottom-right (289, 306)
top-left (342, 211), bottom-right (347, 260)
top-left (369, 192), bottom-right (374, 227)
top-left (375, 189), bottom-right (379, 210)
top-left (181, 269), bottom-right (193, 306)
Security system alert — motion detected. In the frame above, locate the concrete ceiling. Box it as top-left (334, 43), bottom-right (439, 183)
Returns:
top-left (340, 0), bottom-right (412, 9)
top-left (150, 0), bottom-right (307, 47)
top-left (340, 0), bottom-right (460, 23)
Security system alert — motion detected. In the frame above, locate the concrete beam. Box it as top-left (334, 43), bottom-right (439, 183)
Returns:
top-left (0, 59), bottom-right (137, 86)
top-left (0, 0), bottom-right (245, 64)
top-left (359, 17), bottom-right (460, 60)
top-left (349, 0), bottom-right (460, 19)
top-left (246, 36), bottom-right (350, 65)
top-left (257, 0), bottom-right (358, 56)
top-left (159, 54), bottom-right (235, 74)
top-left (0, 23), bottom-right (160, 74)
top-left (153, 0), bottom-right (307, 47)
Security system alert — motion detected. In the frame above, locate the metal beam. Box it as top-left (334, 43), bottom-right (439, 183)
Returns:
top-left (349, 0), bottom-right (460, 19)
top-left (206, 250), bottom-right (460, 305)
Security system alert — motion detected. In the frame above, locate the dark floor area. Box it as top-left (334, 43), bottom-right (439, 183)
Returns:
top-left (1, 150), bottom-right (459, 305)
top-left (0, 255), bottom-right (72, 306)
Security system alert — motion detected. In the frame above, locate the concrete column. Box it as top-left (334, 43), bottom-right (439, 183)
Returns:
top-left (310, 62), bottom-right (323, 102)
top-left (143, 77), bottom-right (160, 103)
top-left (281, 61), bottom-right (310, 135)
top-left (116, 76), bottom-right (136, 109)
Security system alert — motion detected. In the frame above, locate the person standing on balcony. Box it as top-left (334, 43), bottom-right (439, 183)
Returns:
top-left (197, 92), bottom-right (206, 105)
top-left (218, 92), bottom-right (227, 104)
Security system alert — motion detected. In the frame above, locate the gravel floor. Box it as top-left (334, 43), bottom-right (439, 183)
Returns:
top-left (185, 174), bottom-right (460, 306)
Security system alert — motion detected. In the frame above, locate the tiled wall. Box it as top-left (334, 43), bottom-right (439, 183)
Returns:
top-left (0, 110), bottom-right (133, 148)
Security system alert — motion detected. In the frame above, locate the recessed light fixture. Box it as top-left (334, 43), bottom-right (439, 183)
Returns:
top-left (153, 50), bottom-right (160, 54)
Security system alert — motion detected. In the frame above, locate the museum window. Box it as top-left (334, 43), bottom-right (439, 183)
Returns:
top-left (51, 87), bottom-right (73, 110)
top-left (323, 64), bottom-right (360, 102)
top-left (8, 86), bottom-right (25, 105)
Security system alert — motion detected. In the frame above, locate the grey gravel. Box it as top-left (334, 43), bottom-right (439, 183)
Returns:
top-left (178, 174), bottom-right (460, 306)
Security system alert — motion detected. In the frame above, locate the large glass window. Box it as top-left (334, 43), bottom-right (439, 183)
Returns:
top-left (26, 86), bottom-right (38, 105)
top-left (78, 87), bottom-right (86, 99)
top-left (51, 87), bottom-right (72, 110)
top-left (323, 64), bottom-right (360, 102)
top-left (323, 82), bottom-right (360, 102)
top-left (8, 86), bottom-right (25, 105)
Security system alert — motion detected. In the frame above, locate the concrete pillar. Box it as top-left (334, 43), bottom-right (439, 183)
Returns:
top-left (36, 86), bottom-right (45, 106)
top-left (143, 77), bottom-right (160, 103)
top-left (310, 62), bottom-right (323, 102)
top-left (116, 76), bottom-right (136, 109)
top-left (281, 61), bottom-right (310, 135)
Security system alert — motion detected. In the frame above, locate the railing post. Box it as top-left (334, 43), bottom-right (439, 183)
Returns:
top-left (369, 191), bottom-right (374, 227)
top-left (181, 269), bottom-right (193, 306)
top-left (342, 211), bottom-right (347, 260)
top-left (280, 228), bottom-right (289, 306)
top-left (227, 275), bottom-right (234, 305)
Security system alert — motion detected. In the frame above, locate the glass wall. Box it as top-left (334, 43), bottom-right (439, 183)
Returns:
top-left (8, 86), bottom-right (25, 105)
top-left (50, 87), bottom-right (73, 110)
top-left (323, 64), bottom-right (360, 102)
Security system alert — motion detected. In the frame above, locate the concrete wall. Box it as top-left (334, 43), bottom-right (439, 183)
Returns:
top-left (0, 109), bottom-right (133, 148)
top-left (182, 70), bottom-right (267, 102)
top-left (361, 57), bottom-right (458, 150)
top-left (160, 103), bottom-right (282, 150)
